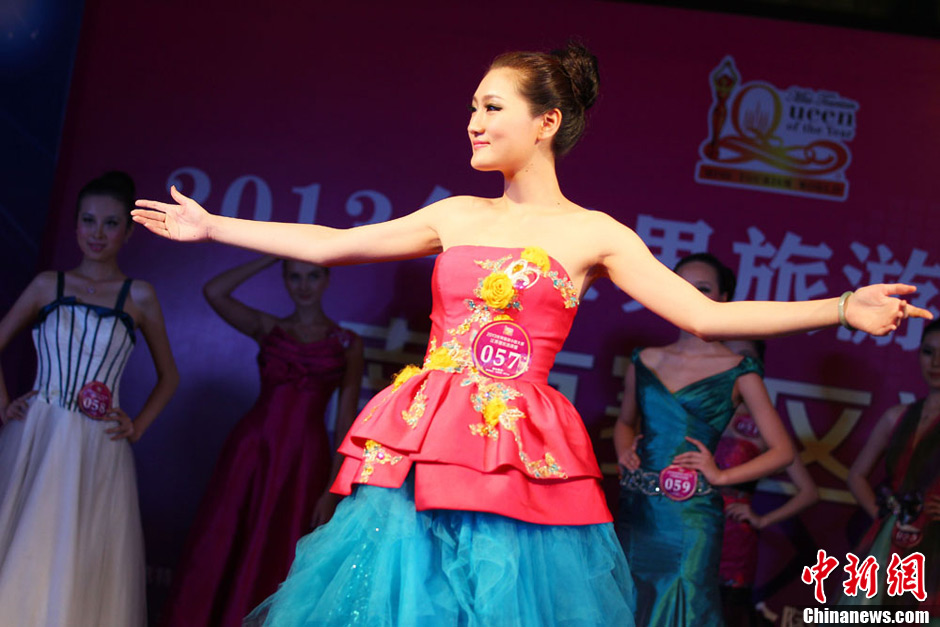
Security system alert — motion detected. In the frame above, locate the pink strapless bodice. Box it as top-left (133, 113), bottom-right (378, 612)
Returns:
top-left (332, 245), bottom-right (610, 525)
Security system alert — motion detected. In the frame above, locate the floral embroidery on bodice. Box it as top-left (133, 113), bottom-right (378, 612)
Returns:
top-left (332, 246), bottom-right (611, 525)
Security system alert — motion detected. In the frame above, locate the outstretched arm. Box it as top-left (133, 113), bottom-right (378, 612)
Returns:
top-left (593, 213), bottom-right (930, 340)
top-left (134, 186), bottom-right (445, 265)
top-left (203, 255), bottom-right (280, 340)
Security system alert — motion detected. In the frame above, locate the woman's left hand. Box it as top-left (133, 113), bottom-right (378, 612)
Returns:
top-left (846, 285), bottom-right (933, 336)
top-left (725, 502), bottom-right (763, 528)
top-left (1, 390), bottom-right (37, 423)
top-left (672, 436), bottom-right (724, 485)
top-left (104, 407), bottom-right (138, 442)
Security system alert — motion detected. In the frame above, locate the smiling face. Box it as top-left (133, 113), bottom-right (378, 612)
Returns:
top-left (75, 194), bottom-right (131, 261)
top-left (919, 328), bottom-right (940, 390)
top-left (467, 67), bottom-right (546, 173)
top-left (282, 261), bottom-right (329, 307)
top-left (676, 260), bottom-right (728, 303)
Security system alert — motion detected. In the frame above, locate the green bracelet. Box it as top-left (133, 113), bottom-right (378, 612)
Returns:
top-left (838, 291), bottom-right (856, 331)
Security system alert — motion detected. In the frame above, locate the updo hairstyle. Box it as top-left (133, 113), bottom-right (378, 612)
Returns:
top-left (490, 41), bottom-right (600, 157)
top-left (75, 171), bottom-right (136, 227)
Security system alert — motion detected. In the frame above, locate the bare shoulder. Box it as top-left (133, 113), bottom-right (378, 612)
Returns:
top-left (637, 345), bottom-right (667, 367)
top-left (423, 195), bottom-right (488, 217)
top-left (881, 402), bottom-right (910, 428)
top-left (126, 280), bottom-right (169, 327)
top-left (580, 208), bottom-right (629, 231)
top-left (345, 330), bottom-right (364, 353)
top-left (577, 210), bottom-right (640, 253)
top-left (17, 271), bottom-right (59, 308)
top-left (129, 279), bottom-right (159, 306)
top-left (31, 271), bottom-right (59, 298)
top-left (424, 194), bottom-right (489, 231)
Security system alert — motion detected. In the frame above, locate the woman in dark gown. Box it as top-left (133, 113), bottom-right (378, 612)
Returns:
top-left (159, 256), bottom-right (363, 627)
top-left (844, 318), bottom-right (940, 615)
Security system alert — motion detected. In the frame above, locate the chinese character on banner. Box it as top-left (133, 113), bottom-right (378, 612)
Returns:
top-left (843, 553), bottom-right (879, 599)
top-left (841, 243), bottom-right (940, 350)
top-left (622, 215), bottom-right (712, 313)
top-left (886, 552), bottom-right (927, 602)
top-left (733, 228), bottom-right (832, 302)
top-left (801, 549), bottom-right (840, 603)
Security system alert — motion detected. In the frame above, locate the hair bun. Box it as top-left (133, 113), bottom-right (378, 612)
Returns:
top-left (76, 170), bottom-right (136, 216)
top-left (551, 41), bottom-right (599, 111)
top-left (98, 171), bottom-right (136, 200)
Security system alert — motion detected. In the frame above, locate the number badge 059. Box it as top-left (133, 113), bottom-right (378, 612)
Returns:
top-left (659, 465), bottom-right (698, 501)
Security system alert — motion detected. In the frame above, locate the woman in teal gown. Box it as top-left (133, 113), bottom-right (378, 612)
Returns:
top-left (614, 254), bottom-right (797, 627)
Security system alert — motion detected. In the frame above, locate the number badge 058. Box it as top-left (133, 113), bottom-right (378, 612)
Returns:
top-left (77, 381), bottom-right (112, 419)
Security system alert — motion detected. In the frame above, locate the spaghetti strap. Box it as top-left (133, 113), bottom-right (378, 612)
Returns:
top-left (115, 278), bottom-right (133, 312)
top-left (56, 271), bottom-right (64, 299)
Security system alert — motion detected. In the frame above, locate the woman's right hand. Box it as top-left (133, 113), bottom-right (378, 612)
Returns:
top-left (132, 186), bottom-right (212, 242)
top-left (725, 501), bottom-right (763, 528)
top-left (618, 434), bottom-right (642, 474)
top-left (1, 390), bottom-right (37, 423)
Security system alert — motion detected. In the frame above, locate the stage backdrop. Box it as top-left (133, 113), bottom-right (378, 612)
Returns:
top-left (34, 0), bottom-right (940, 621)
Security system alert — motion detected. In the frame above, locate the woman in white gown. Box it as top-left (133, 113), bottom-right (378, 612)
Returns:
top-left (0, 171), bottom-right (179, 626)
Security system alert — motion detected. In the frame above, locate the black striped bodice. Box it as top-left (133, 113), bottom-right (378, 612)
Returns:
top-left (31, 273), bottom-right (136, 412)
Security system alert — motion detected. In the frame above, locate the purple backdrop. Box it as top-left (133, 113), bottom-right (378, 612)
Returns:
top-left (35, 0), bottom-right (940, 618)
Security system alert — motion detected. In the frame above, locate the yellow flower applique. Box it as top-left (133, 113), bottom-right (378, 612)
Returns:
top-left (483, 397), bottom-right (507, 427)
top-left (480, 271), bottom-right (516, 310)
top-left (425, 346), bottom-right (457, 371)
top-left (392, 364), bottom-right (422, 389)
top-left (521, 246), bottom-right (551, 274)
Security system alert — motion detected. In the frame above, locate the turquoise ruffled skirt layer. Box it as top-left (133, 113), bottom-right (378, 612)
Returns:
top-left (244, 476), bottom-right (635, 626)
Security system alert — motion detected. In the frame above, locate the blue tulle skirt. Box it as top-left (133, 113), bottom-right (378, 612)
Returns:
top-left (244, 475), bottom-right (635, 626)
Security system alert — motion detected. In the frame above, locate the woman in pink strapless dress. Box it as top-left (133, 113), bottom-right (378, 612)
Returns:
top-left (159, 256), bottom-right (363, 627)
top-left (134, 42), bottom-right (925, 627)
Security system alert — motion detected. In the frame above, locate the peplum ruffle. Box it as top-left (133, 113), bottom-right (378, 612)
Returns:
top-left (330, 245), bottom-right (610, 525)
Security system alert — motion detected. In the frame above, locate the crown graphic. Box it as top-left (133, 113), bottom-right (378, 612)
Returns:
top-left (503, 326), bottom-right (514, 336)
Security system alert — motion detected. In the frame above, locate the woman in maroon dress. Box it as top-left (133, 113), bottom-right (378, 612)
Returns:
top-left (159, 255), bottom-right (363, 627)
